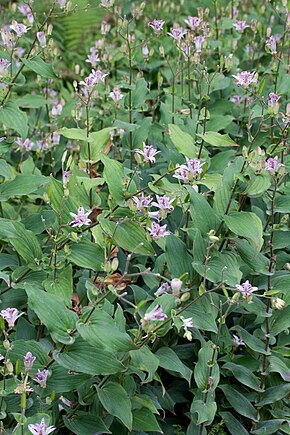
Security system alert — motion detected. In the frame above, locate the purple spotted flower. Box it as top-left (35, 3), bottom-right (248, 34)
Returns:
top-left (10, 20), bottom-right (29, 37)
top-left (265, 35), bottom-right (277, 54)
top-left (33, 369), bottom-right (49, 389)
top-left (233, 20), bottom-right (249, 33)
top-left (24, 352), bottom-right (36, 372)
top-left (154, 282), bottom-right (170, 297)
top-left (109, 88), bottom-right (123, 103)
top-left (233, 334), bottom-right (245, 347)
top-left (86, 47), bottom-right (100, 68)
top-left (168, 26), bottom-right (187, 44)
top-left (148, 19), bottom-right (165, 33)
top-left (79, 69), bottom-right (108, 91)
top-left (184, 16), bottom-right (203, 30)
top-left (147, 221), bottom-right (170, 240)
top-left (134, 145), bottom-right (160, 164)
top-left (0, 308), bottom-right (23, 328)
top-left (144, 304), bottom-right (167, 321)
top-left (233, 71), bottom-right (258, 89)
top-left (37, 31), bottom-right (46, 48)
top-left (62, 170), bottom-right (71, 189)
top-left (0, 58), bottom-right (11, 77)
top-left (265, 156), bottom-right (284, 175)
top-left (235, 280), bottom-right (258, 298)
top-left (193, 35), bottom-right (205, 53)
top-left (149, 195), bottom-right (174, 221)
top-left (268, 92), bottom-right (280, 108)
top-left (230, 95), bottom-right (243, 105)
top-left (132, 193), bottom-right (153, 211)
top-left (28, 418), bottom-right (55, 435)
top-left (69, 206), bottom-right (91, 227)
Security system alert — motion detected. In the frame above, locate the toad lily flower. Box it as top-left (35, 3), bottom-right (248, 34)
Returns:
top-left (233, 334), bottom-right (245, 347)
top-left (0, 308), bottom-right (23, 328)
top-left (33, 369), bottom-right (49, 389)
top-left (28, 418), bottom-right (55, 435)
top-left (148, 19), bottom-right (165, 33)
top-left (143, 304), bottom-right (167, 322)
top-left (132, 193), bottom-right (153, 211)
top-left (232, 71), bottom-right (258, 89)
top-left (69, 206), bottom-right (92, 228)
top-left (149, 195), bottom-right (174, 221)
top-left (147, 221), bottom-right (170, 240)
top-left (24, 352), bottom-right (36, 372)
top-left (233, 20), bottom-right (249, 33)
top-left (168, 26), bottom-right (187, 44)
top-left (235, 280), bottom-right (258, 298)
top-left (109, 88), bottom-right (123, 103)
top-left (184, 16), bottom-right (203, 30)
top-left (134, 145), bottom-right (160, 164)
top-left (265, 156), bottom-right (284, 175)
top-left (10, 20), bottom-right (29, 37)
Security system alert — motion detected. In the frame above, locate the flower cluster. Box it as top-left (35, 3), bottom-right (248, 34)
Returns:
top-left (174, 157), bottom-right (204, 184)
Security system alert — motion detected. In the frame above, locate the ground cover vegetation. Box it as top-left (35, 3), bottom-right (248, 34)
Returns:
top-left (0, 0), bottom-right (289, 433)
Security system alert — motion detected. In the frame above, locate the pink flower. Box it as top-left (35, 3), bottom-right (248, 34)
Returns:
top-left (168, 26), bottom-right (187, 43)
top-left (109, 88), bottom-right (123, 103)
top-left (28, 418), bottom-right (55, 435)
top-left (181, 41), bottom-right (191, 60)
top-left (154, 282), bottom-right (170, 297)
top-left (0, 58), bottom-right (11, 77)
top-left (233, 71), bottom-right (258, 89)
top-left (79, 69), bottom-right (108, 90)
top-left (144, 304), bottom-right (167, 321)
top-left (265, 35), bottom-right (277, 54)
top-left (37, 31), bottom-right (46, 48)
top-left (148, 19), bottom-right (165, 33)
top-left (52, 132), bottom-right (60, 145)
top-left (10, 20), bottom-right (29, 37)
top-left (182, 317), bottom-right (194, 328)
top-left (233, 334), bottom-right (245, 347)
top-left (230, 95), bottom-right (243, 105)
top-left (147, 221), bottom-right (170, 240)
top-left (193, 35), bottom-right (205, 53)
top-left (0, 308), bottom-right (23, 328)
top-left (268, 92), bottom-right (280, 108)
top-left (69, 206), bottom-right (91, 227)
top-left (149, 195), bottom-right (174, 221)
top-left (186, 157), bottom-right (205, 177)
top-left (51, 103), bottom-right (63, 117)
top-left (233, 20), bottom-right (249, 33)
top-left (142, 43), bottom-right (149, 59)
top-left (1, 29), bottom-right (15, 48)
top-left (184, 16), bottom-right (203, 30)
top-left (265, 156), bottom-right (284, 175)
top-left (235, 280), bottom-right (258, 298)
top-left (134, 145), bottom-right (160, 164)
top-left (86, 47), bottom-right (100, 68)
top-left (62, 170), bottom-right (71, 189)
top-left (132, 193), bottom-right (153, 211)
top-left (33, 369), bottom-right (49, 389)
top-left (173, 165), bottom-right (190, 183)
top-left (16, 137), bottom-right (33, 151)
top-left (24, 352), bottom-right (36, 372)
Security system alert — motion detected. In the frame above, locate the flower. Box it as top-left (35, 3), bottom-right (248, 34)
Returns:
top-left (184, 16), bottom-right (203, 30)
top-left (235, 280), bottom-right (258, 298)
top-left (147, 221), bottom-right (170, 240)
top-left (265, 156), bottom-right (284, 175)
top-left (69, 206), bottom-right (92, 227)
top-left (132, 193), bottom-right (153, 211)
top-left (268, 92), bottom-right (280, 108)
top-left (143, 304), bottom-right (167, 321)
top-left (182, 317), bottom-right (194, 328)
top-left (168, 26), bottom-right (187, 43)
top-left (233, 20), bottom-right (249, 33)
top-left (265, 35), bottom-right (277, 54)
top-left (51, 103), bottom-right (63, 117)
top-left (28, 418), bottom-right (55, 435)
top-left (181, 41), bottom-right (191, 60)
top-left (230, 95), bottom-right (243, 105)
top-left (148, 19), bottom-right (165, 33)
top-left (37, 31), bottom-right (46, 48)
top-left (24, 352), bottom-right (36, 372)
top-left (154, 282), bottom-right (170, 297)
top-left (10, 20), bottom-right (29, 37)
top-left (171, 278), bottom-right (183, 294)
top-left (109, 88), bottom-right (123, 103)
top-left (52, 132), bottom-right (60, 145)
top-left (134, 145), bottom-right (160, 164)
top-left (62, 170), bottom-right (71, 189)
top-left (100, 0), bottom-right (114, 7)
top-left (193, 35), bottom-right (205, 53)
top-left (86, 47), bottom-right (100, 68)
top-left (149, 195), bottom-right (174, 221)
top-left (233, 71), bottom-right (258, 88)
top-left (0, 58), bottom-right (11, 77)
top-left (79, 69), bottom-right (108, 91)
top-left (233, 334), bottom-right (245, 347)
top-left (1, 29), bottom-right (15, 48)
top-left (57, 0), bottom-right (66, 8)
top-left (16, 137), bottom-right (33, 151)
top-left (186, 157), bottom-right (205, 178)
top-left (0, 308), bottom-right (23, 328)
top-left (33, 369), bottom-right (49, 388)
top-left (142, 43), bottom-right (149, 59)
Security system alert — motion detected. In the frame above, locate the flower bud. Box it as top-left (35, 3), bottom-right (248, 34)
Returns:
top-left (180, 292), bottom-right (190, 302)
top-left (6, 360), bottom-right (13, 374)
top-left (171, 278), bottom-right (182, 295)
top-left (271, 297), bottom-right (286, 310)
top-left (3, 339), bottom-right (10, 350)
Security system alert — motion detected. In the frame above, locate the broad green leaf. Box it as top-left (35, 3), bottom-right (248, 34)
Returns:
top-left (83, 127), bottom-right (113, 161)
top-left (236, 240), bottom-right (270, 275)
top-left (22, 56), bottom-right (56, 79)
top-left (220, 412), bottom-right (249, 435)
top-left (0, 101), bottom-right (28, 138)
top-left (165, 235), bottom-right (193, 279)
top-left (251, 420), bottom-right (286, 435)
top-left (44, 265), bottom-right (73, 306)
top-left (268, 356), bottom-right (290, 382)
top-left (168, 124), bottom-right (199, 158)
top-left (129, 346), bottom-right (159, 383)
top-left (14, 94), bottom-right (52, 108)
top-left (243, 173), bottom-right (271, 197)
top-left (183, 296), bottom-right (218, 333)
top-left (59, 127), bottom-right (89, 142)
top-left (63, 415), bottom-right (111, 434)
top-left (219, 385), bottom-right (258, 421)
top-left (190, 399), bottom-right (217, 425)
top-left (193, 252), bottom-right (242, 287)
top-left (156, 347), bottom-right (192, 385)
top-left (189, 188), bottom-right (220, 235)
top-left (25, 287), bottom-right (78, 344)
top-left (258, 383), bottom-right (290, 406)
top-left (0, 174), bottom-right (47, 201)
top-left (270, 305), bottom-right (290, 336)
top-left (232, 326), bottom-right (270, 355)
top-left (197, 131), bottom-right (238, 147)
top-left (46, 364), bottom-right (90, 394)
top-left (97, 381), bottom-right (132, 430)
top-left (224, 211), bottom-right (263, 252)
top-left (223, 362), bottom-right (262, 392)
top-left (54, 337), bottom-right (124, 375)
top-left (68, 239), bottom-right (104, 272)
top-left (194, 342), bottom-right (220, 392)
top-left (101, 154), bottom-right (126, 205)
top-left (132, 407), bottom-right (163, 433)
top-left (131, 78), bottom-right (149, 110)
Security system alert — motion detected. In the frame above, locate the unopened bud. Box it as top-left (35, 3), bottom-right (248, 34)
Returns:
top-left (271, 297), bottom-right (286, 310)
top-left (3, 339), bottom-right (10, 350)
top-left (6, 360), bottom-right (13, 374)
top-left (180, 292), bottom-right (190, 302)
top-left (171, 278), bottom-right (182, 295)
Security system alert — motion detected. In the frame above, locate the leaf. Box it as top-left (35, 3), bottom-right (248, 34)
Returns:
top-left (243, 173), bottom-right (271, 197)
top-left (224, 211), bottom-right (263, 252)
top-left (236, 240), bottom-right (270, 275)
top-left (156, 347), bottom-right (192, 385)
top-left (270, 305), bottom-right (290, 336)
top-left (54, 337), bottom-right (124, 375)
top-left (251, 420), bottom-right (286, 435)
top-left (258, 383), bottom-right (290, 406)
top-left (14, 94), bottom-right (52, 108)
top-left (223, 362), bottom-right (262, 392)
top-left (22, 56), bottom-right (56, 79)
top-left (97, 381), bottom-right (132, 430)
top-left (68, 239), bottom-right (104, 272)
top-left (0, 174), bottom-right (47, 201)
top-left (0, 101), bottom-right (28, 138)
top-left (46, 364), bottom-right (90, 394)
top-left (59, 127), bottom-right (89, 142)
top-left (220, 412), bottom-right (249, 435)
top-left (190, 399), bottom-right (217, 425)
top-left (25, 287), bottom-right (78, 344)
top-left (101, 154), bottom-right (126, 205)
top-left (168, 124), bottom-right (199, 158)
top-left (64, 415), bottom-right (111, 435)
top-left (232, 326), bottom-right (270, 355)
top-left (219, 385), bottom-right (258, 421)
top-left (99, 219), bottom-right (154, 256)
top-left (197, 131), bottom-right (238, 147)
top-left (132, 407), bottom-right (163, 433)
top-left (193, 252), bottom-right (242, 287)
top-left (194, 342), bottom-right (220, 392)
top-left (131, 78), bottom-right (149, 110)
top-left (44, 265), bottom-right (73, 306)
top-left (129, 346), bottom-right (159, 383)
top-left (81, 127), bottom-right (113, 161)
top-left (268, 356), bottom-right (290, 382)
top-left (183, 296), bottom-right (218, 333)
top-left (165, 235), bottom-right (193, 279)
top-left (189, 188), bottom-right (220, 235)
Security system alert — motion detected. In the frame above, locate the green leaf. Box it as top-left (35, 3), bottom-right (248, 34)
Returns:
top-left (64, 415), bottom-right (111, 434)
top-left (193, 252), bottom-right (242, 287)
top-left (68, 239), bottom-right (104, 272)
top-left (220, 412), bottom-right (249, 435)
top-left (189, 188), bottom-right (220, 235)
top-left (59, 127), bottom-right (89, 141)
top-left (183, 296), bottom-right (218, 333)
top-left (236, 240), bottom-right (270, 275)
top-left (251, 420), bottom-right (286, 435)
top-left (219, 385), bottom-right (258, 421)
top-left (270, 305), bottom-right (290, 336)
top-left (223, 362), bottom-right (262, 392)
top-left (194, 342), bottom-right (220, 392)
top-left (0, 101), bottom-right (28, 138)
top-left (168, 124), bottom-right (199, 158)
top-left (131, 78), bottom-right (149, 110)
top-left (232, 326), bottom-right (270, 355)
top-left (224, 211), bottom-right (263, 252)
top-left (129, 346), bottom-right (159, 383)
top-left (101, 154), bottom-right (126, 205)
top-left (268, 356), bottom-right (290, 382)
top-left (14, 94), bottom-right (52, 108)
top-left (97, 381), bottom-right (132, 430)
top-left (197, 131), bottom-right (238, 148)
top-left (258, 383), bottom-right (290, 406)
top-left (83, 127), bottom-right (113, 161)
top-left (22, 56), bottom-right (56, 79)
top-left (54, 337), bottom-right (124, 375)
top-left (132, 407), bottom-right (163, 433)
top-left (44, 265), bottom-right (73, 306)
top-left (46, 364), bottom-right (90, 394)
top-left (165, 235), bottom-right (193, 279)
top-left (243, 173), bottom-right (271, 197)
top-left (100, 218), bottom-right (154, 256)
top-left (25, 287), bottom-right (78, 344)
top-left (0, 174), bottom-right (47, 201)
top-left (155, 347), bottom-right (192, 385)
top-left (190, 399), bottom-right (217, 425)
